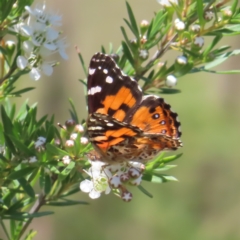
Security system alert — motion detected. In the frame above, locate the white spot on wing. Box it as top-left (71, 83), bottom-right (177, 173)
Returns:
top-left (88, 86), bottom-right (102, 95)
top-left (106, 76), bottom-right (113, 84)
top-left (107, 123), bottom-right (114, 127)
top-left (88, 126), bottom-right (103, 130)
top-left (103, 69), bottom-right (108, 74)
top-left (121, 70), bottom-right (127, 76)
top-left (89, 68), bottom-right (96, 75)
top-left (98, 66), bottom-right (102, 70)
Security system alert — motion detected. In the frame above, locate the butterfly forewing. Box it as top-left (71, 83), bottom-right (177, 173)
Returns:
top-left (87, 52), bottom-right (182, 163)
top-left (87, 53), bottom-right (142, 122)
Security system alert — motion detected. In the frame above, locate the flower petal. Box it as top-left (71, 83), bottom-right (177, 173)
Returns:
top-left (42, 63), bottom-right (53, 76)
top-left (17, 56), bottom-right (28, 69)
top-left (80, 179), bottom-right (93, 193)
top-left (29, 68), bottom-right (41, 80)
top-left (89, 189), bottom-right (101, 199)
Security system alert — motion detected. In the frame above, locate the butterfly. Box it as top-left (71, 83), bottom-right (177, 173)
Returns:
top-left (87, 52), bottom-right (182, 163)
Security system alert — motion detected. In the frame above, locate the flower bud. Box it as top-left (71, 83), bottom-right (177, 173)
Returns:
top-left (193, 36), bottom-right (204, 48)
top-left (81, 137), bottom-right (88, 145)
top-left (139, 49), bottom-right (148, 60)
top-left (75, 124), bottom-right (84, 133)
top-left (174, 19), bottom-right (185, 31)
top-left (176, 56), bottom-right (188, 65)
top-left (121, 190), bottom-right (132, 202)
top-left (166, 75), bottom-right (177, 87)
top-left (222, 9), bottom-right (232, 18)
top-left (65, 139), bottom-right (74, 148)
top-left (190, 24), bottom-right (201, 33)
top-left (204, 11), bottom-right (214, 21)
top-left (65, 119), bottom-right (76, 132)
top-left (140, 20), bottom-right (149, 35)
top-left (62, 155), bottom-right (71, 165)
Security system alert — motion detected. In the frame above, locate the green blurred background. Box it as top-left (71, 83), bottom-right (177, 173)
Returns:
top-left (3, 0), bottom-right (240, 239)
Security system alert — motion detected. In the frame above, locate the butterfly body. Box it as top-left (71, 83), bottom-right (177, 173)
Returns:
top-left (87, 53), bottom-right (182, 163)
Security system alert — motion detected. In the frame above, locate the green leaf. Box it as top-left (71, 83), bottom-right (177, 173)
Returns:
top-left (24, 230), bottom-right (37, 240)
top-left (204, 49), bottom-right (240, 69)
top-left (153, 165), bottom-right (177, 172)
top-left (200, 68), bottom-right (240, 74)
top-left (196, 0), bottom-right (204, 27)
top-left (46, 143), bottom-right (69, 157)
top-left (146, 174), bottom-right (178, 183)
top-left (203, 34), bottom-right (223, 57)
top-left (155, 88), bottom-right (181, 94)
top-left (121, 41), bottom-right (134, 66)
top-left (69, 98), bottom-right (79, 123)
top-left (231, 0), bottom-right (238, 14)
top-left (125, 2), bottom-right (139, 39)
top-left (59, 161), bottom-right (75, 180)
top-left (60, 184), bottom-right (83, 197)
top-left (11, 87), bottom-right (35, 96)
top-left (8, 135), bottom-right (34, 155)
top-left (8, 197), bottom-right (35, 212)
top-left (0, 0), bottom-right (15, 22)
top-left (46, 199), bottom-right (88, 206)
top-left (8, 167), bottom-right (34, 180)
top-left (162, 153), bottom-right (183, 163)
top-left (137, 185), bottom-right (153, 198)
top-left (40, 172), bottom-right (52, 195)
top-left (18, 178), bottom-right (35, 198)
top-left (147, 11), bottom-right (167, 40)
top-left (77, 49), bottom-right (87, 77)
top-left (3, 211), bottom-right (54, 220)
top-left (1, 105), bottom-right (13, 134)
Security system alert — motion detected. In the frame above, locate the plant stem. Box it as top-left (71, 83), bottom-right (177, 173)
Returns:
top-left (18, 194), bottom-right (46, 240)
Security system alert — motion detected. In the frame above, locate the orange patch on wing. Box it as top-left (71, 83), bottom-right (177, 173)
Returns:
top-left (94, 136), bottom-right (108, 141)
top-left (96, 108), bottom-right (107, 114)
top-left (101, 87), bottom-right (136, 119)
top-left (113, 109), bottom-right (126, 121)
top-left (106, 127), bottom-right (137, 138)
top-left (109, 137), bottom-right (125, 146)
top-left (96, 142), bottom-right (109, 150)
top-left (130, 105), bottom-right (174, 135)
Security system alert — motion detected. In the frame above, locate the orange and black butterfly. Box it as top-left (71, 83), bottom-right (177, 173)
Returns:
top-left (87, 52), bottom-right (182, 163)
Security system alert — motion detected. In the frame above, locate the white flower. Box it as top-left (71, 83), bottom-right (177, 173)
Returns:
top-left (18, 55), bottom-right (54, 80)
top-left (80, 161), bottom-right (111, 199)
top-left (55, 38), bottom-right (68, 60)
top-left (34, 136), bottom-right (46, 148)
top-left (157, 0), bottom-right (178, 7)
top-left (204, 11), bottom-right (214, 21)
top-left (194, 36), bottom-right (204, 47)
top-left (166, 75), bottom-right (177, 87)
top-left (62, 155), bottom-right (71, 165)
top-left (176, 56), bottom-right (188, 65)
top-left (25, 4), bottom-right (62, 26)
top-left (80, 160), bottom-right (144, 201)
top-left (139, 49), bottom-right (148, 59)
top-left (174, 19), bottom-right (185, 31)
top-left (29, 156), bottom-right (37, 163)
top-left (15, 3), bottom-right (68, 80)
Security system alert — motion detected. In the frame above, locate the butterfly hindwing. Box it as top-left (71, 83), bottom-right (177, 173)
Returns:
top-left (127, 95), bottom-right (181, 138)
